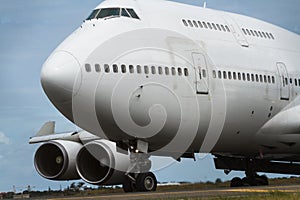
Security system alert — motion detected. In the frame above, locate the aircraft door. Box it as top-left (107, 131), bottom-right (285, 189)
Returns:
top-left (277, 62), bottom-right (290, 100)
top-left (192, 53), bottom-right (209, 94)
top-left (221, 15), bottom-right (249, 47)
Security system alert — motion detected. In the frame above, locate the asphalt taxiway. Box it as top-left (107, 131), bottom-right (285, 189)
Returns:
top-left (44, 185), bottom-right (300, 200)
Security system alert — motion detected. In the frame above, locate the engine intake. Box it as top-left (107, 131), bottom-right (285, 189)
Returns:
top-left (34, 140), bottom-right (82, 180)
top-left (76, 140), bottom-right (130, 185)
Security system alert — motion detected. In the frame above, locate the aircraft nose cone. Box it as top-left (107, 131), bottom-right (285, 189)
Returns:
top-left (41, 51), bottom-right (82, 104)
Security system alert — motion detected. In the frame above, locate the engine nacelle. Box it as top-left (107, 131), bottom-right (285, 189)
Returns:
top-left (34, 140), bottom-right (82, 180)
top-left (76, 140), bottom-right (130, 185)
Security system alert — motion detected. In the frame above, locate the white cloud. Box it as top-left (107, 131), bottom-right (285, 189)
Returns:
top-left (0, 132), bottom-right (10, 145)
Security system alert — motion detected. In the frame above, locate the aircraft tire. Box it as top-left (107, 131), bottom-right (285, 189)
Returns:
top-left (136, 172), bottom-right (157, 192)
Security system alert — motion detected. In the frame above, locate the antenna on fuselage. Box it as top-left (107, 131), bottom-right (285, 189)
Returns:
top-left (203, 1), bottom-right (207, 8)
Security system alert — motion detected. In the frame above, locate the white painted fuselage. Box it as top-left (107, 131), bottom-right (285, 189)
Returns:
top-left (41, 0), bottom-right (300, 161)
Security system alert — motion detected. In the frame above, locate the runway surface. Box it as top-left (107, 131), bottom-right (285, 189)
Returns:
top-left (44, 185), bottom-right (300, 200)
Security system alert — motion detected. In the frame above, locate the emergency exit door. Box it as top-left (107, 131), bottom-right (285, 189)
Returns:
top-left (192, 53), bottom-right (209, 94)
top-left (277, 62), bottom-right (290, 100)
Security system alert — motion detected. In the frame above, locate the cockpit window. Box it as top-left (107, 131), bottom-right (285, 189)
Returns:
top-left (86, 9), bottom-right (100, 20)
top-left (126, 8), bottom-right (140, 19)
top-left (86, 8), bottom-right (140, 20)
top-left (97, 8), bottom-right (120, 19)
top-left (121, 8), bottom-right (130, 18)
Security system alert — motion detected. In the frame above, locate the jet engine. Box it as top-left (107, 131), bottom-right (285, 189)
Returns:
top-left (34, 140), bottom-right (82, 180)
top-left (76, 140), bottom-right (130, 185)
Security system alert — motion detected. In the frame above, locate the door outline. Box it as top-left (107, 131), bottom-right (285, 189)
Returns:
top-left (277, 62), bottom-right (290, 101)
top-left (221, 15), bottom-right (249, 47)
top-left (192, 53), bottom-right (209, 94)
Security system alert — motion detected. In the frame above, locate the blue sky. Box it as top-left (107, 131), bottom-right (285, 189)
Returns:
top-left (0, 0), bottom-right (299, 192)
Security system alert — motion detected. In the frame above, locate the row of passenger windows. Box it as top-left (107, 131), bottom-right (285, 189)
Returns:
top-left (211, 70), bottom-right (276, 84)
top-left (86, 8), bottom-right (140, 20)
top-left (85, 64), bottom-right (189, 77)
top-left (182, 19), bottom-right (231, 32)
top-left (242, 28), bottom-right (275, 40)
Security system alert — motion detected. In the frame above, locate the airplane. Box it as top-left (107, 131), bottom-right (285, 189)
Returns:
top-left (30, 0), bottom-right (300, 192)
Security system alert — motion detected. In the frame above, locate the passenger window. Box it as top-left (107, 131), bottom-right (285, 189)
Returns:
top-left (266, 32), bottom-right (271, 39)
top-left (158, 67), bottom-right (163, 75)
top-left (188, 20), bottom-right (193, 27)
top-left (104, 64), bottom-right (110, 73)
top-left (233, 72), bottom-right (237, 80)
top-left (202, 22), bottom-right (208, 29)
top-left (202, 69), bottom-right (206, 78)
top-left (207, 22), bottom-right (212, 29)
top-left (264, 75), bottom-right (267, 83)
top-left (212, 70), bottom-right (216, 78)
top-left (223, 71), bottom-right (227, 79)
top-left (126, 8), bottom-right (140, 19)
top-left (272, 76), bottom-right (275, 84)
top-left (218, 71), bottom-right (222, 79)
top-left (221, 25), bottom-right (226, 32)
top-left (269, 33), bottom-right (275, 40)
top-left (198, 21), bottom-right (203, 28)
top-left (246, 29), bottom-right (251, 35)
top-left (242, 73), bottom-right (246, 81)
top-left (254, 30), bottom-right (259, 37)
top-left (121, 64), bottom-right (126, 73)
top-left (171, 67), bottom-right (176, 76)
top-left (113, 64), bottom-right (118, 73)
top-left (85, 64), bottom-right (91, 72)
top-left (182, 19), bottom-right (188, 26)
top-left (178, 68), bottom-right (183, 76)
top-left (184, 68), bottom-right (189, 76)
top-left (258, 31), bottom-right (263, 38)
top-left (298, 79), bottom-right (300, 86)
top-left (216, 24), bottom-right (221, 31)
top-left (290, 78), bottom-right (293, 84)
top-left (97, 8), bottom-right (120, 19)
top-left (262, 32), bottom-right (266, 38)
top-left (212, 23), bottom-right (217, 30)
top-left (256, 74), bottom-right (259, 82)
top-left (95, 64), bottom-right (101, 72)
top-left (151, 66), bottom-right (156, 74)
top-left (259, 75), bottom-right (263, 82)
top-left (295, 79), bottom-right (298, 86)
top-left (242, 28), bottom-right (247, 35)
top-left (225, 25), bottom-right (230, 32)
top-left (129, 65), bottom-right (134, 73)
top-left (121, 8), bottom-right (130, 17)
top-left (238, 72), bottom-right (241, 80)
top-left (268, 76), bottom-right (271, 83)
top-left (137, 65), bottom-right (141, 74)
top-left (228, 71), bottom-right (232, 79)
top-left (165, 67), bottom-right (170, 75)
top-left (144, 66), bottom-right (149, 74)
top-left (247, 73), bottom-right (250, 81)
top-left (250, 30), bottom-right (255, 36)
top-left (193, 20), bottom-right (198, 28)
top-left (251, 74), bottom-right (254, 82)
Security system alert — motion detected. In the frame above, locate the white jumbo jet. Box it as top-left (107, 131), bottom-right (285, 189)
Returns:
top-left (30, 0), bottom-right (300, 192)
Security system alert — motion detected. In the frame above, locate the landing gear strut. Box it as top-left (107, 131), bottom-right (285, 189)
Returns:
top-left (122, 142), bottom-right (157, 192)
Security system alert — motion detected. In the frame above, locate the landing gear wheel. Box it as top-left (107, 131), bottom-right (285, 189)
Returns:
top-left (230, 177), bottom-right (243, 187)
top-left (123, 176), bottom-right (135, 193)
top-left (136, 172), bottom-right (157, 192)
top-left (256, 175), bottom-right (269, 186)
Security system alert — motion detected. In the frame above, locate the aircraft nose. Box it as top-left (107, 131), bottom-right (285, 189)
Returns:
top-left (41, 51), bottom-right (82, 104)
